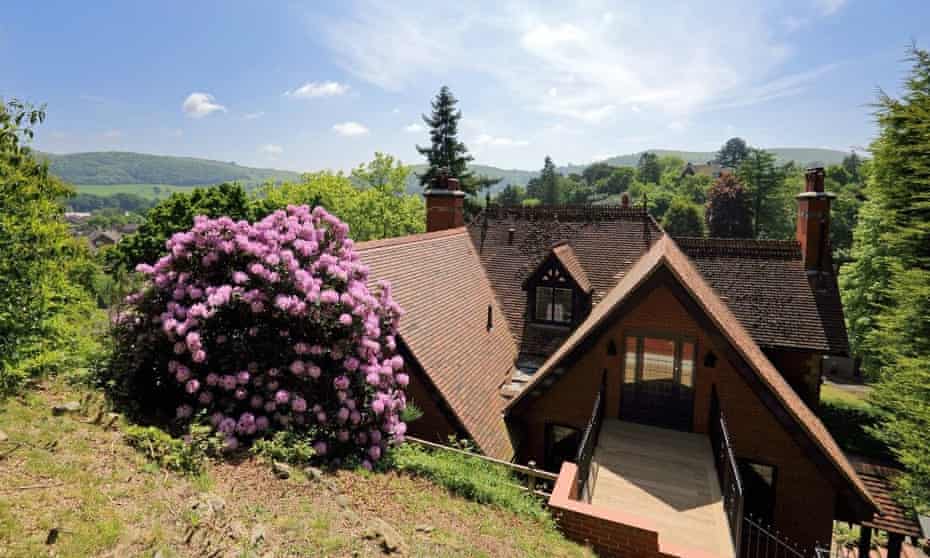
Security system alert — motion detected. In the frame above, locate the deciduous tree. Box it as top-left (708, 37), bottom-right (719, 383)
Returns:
top-left (704, 173), bottom-right (753, 238)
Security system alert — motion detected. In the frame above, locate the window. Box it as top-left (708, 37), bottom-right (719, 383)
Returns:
top-left (622, 334), bottom-right (697, 389)
top-left (535, 286), bottom-right (573, 324)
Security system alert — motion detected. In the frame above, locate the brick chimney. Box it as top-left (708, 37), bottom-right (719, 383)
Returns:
top-left (796, 167), bottom-right (835, 275)
top-left (424, 168), bottom-right (466, 232)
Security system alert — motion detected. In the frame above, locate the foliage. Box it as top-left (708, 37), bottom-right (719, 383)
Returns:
top-left (124, 423), bottom-right (220, 474)
top-left (662, 197), bottom-right (705, 237)
top-left (597, 166), bottom-right (636, 196)
top-left (737, 148), bottom-right (793, 239)
top-left (526, 156), bottom-right (560, 204)
top-left (818, 387), bottom-right (891, 461)
top-left (251, 429), bottom-right (318, 465)
top-left (416, 86), bottom-right (474, 189)
top-left (40, 150), bottom-right (300, 186)
top-left (705, 173), bottom-right (753, 238)
top-left (1, 99), bottom-right (106, 394)
top-left (110, 206), bottom-right (408, 468)
top-left (841, 47), bottom-right (930, 512)
top-left (67, 192), bottom-right (155, 213)
top-left (113, 183), bottom-right (253, 270)
top-left (495, 184), bottom-right (526, 206)
top-left (677, 174), bottom-right (712, 205)
top-left (392, 442), bottom-right (551, 521)
top-left (715, 137), bottom-right (749, 168)
top-left (255, 158), bottom-right (424, 243)
top-left (636, 152), bottom-right (661, 184)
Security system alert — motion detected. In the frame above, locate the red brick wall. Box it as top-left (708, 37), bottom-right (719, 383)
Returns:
top-left (424, 192), bottom-right (465, 232)
top-left (517, 283), bottom-right (837, 550)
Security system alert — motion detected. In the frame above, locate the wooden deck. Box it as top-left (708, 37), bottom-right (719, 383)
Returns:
top-left (590, 420), bottom-right (736, 558)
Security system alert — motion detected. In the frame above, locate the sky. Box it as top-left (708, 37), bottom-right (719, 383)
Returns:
top-left (2, 0), bottom-right (929, 172)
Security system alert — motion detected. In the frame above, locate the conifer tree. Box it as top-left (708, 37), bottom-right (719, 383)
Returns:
top-left (416, 86), bottom-right (473, 189)
top-left (848, 47), bottom-right (930, 512)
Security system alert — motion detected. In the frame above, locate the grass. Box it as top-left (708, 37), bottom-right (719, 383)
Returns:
top-left (819, 383), bottom-right (893, 462)
top-left (72, 183), bottom-right (197, 198)
top-left (0, 381), bottom-right (591, 557)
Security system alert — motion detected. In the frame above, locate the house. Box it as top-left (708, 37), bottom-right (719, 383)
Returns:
top-left (356, 168), bottom-right (879, 557)
top-left (682, 161), bottom-right (733, 180)
top-left (88, 230), bottom-right (121, 250)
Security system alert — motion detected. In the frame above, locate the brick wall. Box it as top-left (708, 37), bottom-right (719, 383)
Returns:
top-left (517, 279), bottom-right (837, 550)
top-left (548, 463), bottom-right (716, 558)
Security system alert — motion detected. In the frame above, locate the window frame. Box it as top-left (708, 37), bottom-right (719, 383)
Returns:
top-left (533, 285), bottom-right (575, 325)
top-left (544, 422), bottom-right (582, 472)
top-left (620, 331), bottom-right (698, 388)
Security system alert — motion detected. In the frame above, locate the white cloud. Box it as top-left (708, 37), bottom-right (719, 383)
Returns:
top-left (332, 121), bottom-right (369, 136)
top-left (816, 0), bottom-right (846, 16)
top-left (404, 123), bottom-right (425, 133)
top-left (392, 107), bottom-right (401, 114)
top-left (243, 111), bottom-right (265, 120)
top-left (182, 92), bottom-right (226, 118)
top-left (320, 1), bottom-right (833, 124)
top-left (167, 128), bottom-right (184, 137)
top-left (102, 129), bottom-right (123, 138)
top-left (285, 81), bottom-right (350, 98)
top-left (259, 144), bottom-right (284, 155)
top-left (474, 133), bottom-right (529, 147)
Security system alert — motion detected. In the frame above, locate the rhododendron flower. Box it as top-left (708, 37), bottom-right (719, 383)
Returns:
top-left (116, 205), bottom-right (406, 465)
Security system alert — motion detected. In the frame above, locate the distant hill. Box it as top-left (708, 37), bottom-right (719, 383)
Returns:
top-left (42, 148), bottom-right (854, 200)
top-left (39, 151), bottom-right (301, 188)
top-left (560, 148), bottom-right (852, 175)
top-left (404, 164), bottom-right (536, 195)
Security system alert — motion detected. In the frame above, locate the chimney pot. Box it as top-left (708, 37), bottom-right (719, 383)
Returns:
top-left (424, 170), bottom-right (466, 232)
top-left (507, 227), bottom-right (515, 244)
top-left (805, 167), bottom-right (825, 193)
top-left (620, 192), bottom-right (630, 208)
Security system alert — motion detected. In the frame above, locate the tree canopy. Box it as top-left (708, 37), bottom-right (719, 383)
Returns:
top-left (839, 48), bottom-right (930, 512)
top-left (416, 86), bottom-right (473, 189)
top-left (715, 137), bottom-right (750, 168)
top-left (704, 173), bottom-right (753, 238)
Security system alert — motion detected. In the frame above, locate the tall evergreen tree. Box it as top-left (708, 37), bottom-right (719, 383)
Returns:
top-left (737, 148), bottom-right (790, 238)
top-left (715, 137), bottom-right (750, 168)
top-left (637, 152), bottom-right (661, 184)
top-left (847, 48), bottom-right (930, 512)
top-left (416, 86), bottom-right (473, 189)
top-left (704, 173), bottom-right (753, 238)
top-left (540, 156), bottom-right (560, 204)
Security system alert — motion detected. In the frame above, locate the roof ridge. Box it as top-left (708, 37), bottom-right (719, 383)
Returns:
top-left (355, 227), bottom-right (467, 252)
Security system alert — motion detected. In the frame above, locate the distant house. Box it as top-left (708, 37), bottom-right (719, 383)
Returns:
top-left (682, 161), bottom-right (733, 180)
top-left (64, 211), bottom-right (92, 225)
top-left (88, 230), bottom-right (121, 250)
top-left (353, 169), bottom-right (887, 557)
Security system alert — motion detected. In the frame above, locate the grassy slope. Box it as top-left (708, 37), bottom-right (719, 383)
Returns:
top-left (0, 383), bottom-right (589, 558)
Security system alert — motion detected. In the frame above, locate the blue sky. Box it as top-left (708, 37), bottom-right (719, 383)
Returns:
top-left (3, 0), bottom-right (928, 172)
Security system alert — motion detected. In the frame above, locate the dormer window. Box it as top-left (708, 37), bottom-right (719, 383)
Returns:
top-left (535, 286), bottom-right (573, 324)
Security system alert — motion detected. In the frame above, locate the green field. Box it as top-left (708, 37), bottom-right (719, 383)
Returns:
top-left (73, 183), bottom-right (200, 199)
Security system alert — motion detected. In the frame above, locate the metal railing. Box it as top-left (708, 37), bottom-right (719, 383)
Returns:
top-left (741, 516), bottom-right (809, 558)
top-left (710, 387), bottom-right (745, 556)
top-left (575, 370), bottom-right (607, 502)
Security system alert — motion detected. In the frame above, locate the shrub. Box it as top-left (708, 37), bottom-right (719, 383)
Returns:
top-left (392, 442), bottom-right (550, 521)
top-left (111, 205), bottom-right (408, 468)
top-left (124, 423), bottom-right (220, 474)
top-left (818, 392), bottom-right (892, 461)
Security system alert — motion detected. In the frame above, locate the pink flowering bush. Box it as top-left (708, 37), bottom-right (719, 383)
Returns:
top-left (111, 205), bottom-right (407, 468)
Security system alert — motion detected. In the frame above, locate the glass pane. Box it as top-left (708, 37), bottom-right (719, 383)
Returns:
top-left (680, 341), bottom-right (695, 387)
top-left (535, 287), bottom-right (552, 321)
top-left (624, 337), bottom-right (638, 383)
top-left (552, 288), bottom-right (573, 323)
top-left (641, 338), bottom-right (677, 396)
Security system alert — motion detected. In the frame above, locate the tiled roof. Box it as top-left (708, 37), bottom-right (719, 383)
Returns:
top-left (551, 242), bottom-right (592, 293)
top-left (356, 228), bottom-right (519, 460)
top-left (505, 235), bottom-right (878, 514)
top-left (675, 237), bottom-right (849, 355)
top-left (848, 455), bottom-right (923, 537)
top-left (470, 205), bottom-right (660, 359)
